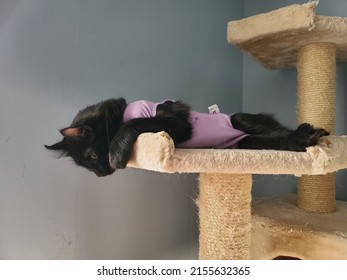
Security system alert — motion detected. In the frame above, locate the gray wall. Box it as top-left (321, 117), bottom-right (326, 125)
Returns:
top-left (244, 0), bottom-right (347, 200)
top-left (0, 0), bottom-right (244, 259)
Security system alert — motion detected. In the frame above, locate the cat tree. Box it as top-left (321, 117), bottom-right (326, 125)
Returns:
top-left (128, 1), bottom-right (347, 259)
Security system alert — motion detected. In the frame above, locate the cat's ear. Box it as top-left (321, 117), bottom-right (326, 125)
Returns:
top-left (59, 126), bottom-right (92, 138)
top-left (44, 139), bottom-right (67, 151)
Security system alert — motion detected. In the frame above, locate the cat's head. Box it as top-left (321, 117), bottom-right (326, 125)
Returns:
top-left (45, 98), bottom-right (126, 177)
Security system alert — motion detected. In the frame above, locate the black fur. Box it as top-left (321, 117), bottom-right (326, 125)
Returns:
top-left (45, 98), bottom-right (329, 177)
top-left (230, 113), bottom-right (329, 151)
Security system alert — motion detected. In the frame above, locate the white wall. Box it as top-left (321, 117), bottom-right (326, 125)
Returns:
top-left (0, 0), bottom-right (244, 259)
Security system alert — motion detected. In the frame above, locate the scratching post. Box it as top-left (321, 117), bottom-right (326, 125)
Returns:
top-left (198, 173), bottom-right (252, 259)
top-left (297, 43), bottom-right (336, 213)
top-left (297, 173), bottom-right (336, 213)
top-left (297, 43), bottom-right (336, 131)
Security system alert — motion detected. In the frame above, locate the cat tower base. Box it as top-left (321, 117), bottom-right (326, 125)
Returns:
top-left (251, 194), bottom-right (347, 259)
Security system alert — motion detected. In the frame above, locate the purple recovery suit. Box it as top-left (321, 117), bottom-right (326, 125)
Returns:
top-left (123, 100), bottom-right (248, 149)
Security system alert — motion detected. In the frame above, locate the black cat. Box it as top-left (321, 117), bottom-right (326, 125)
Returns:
top-left (45, 98), bottom-right (329, 177)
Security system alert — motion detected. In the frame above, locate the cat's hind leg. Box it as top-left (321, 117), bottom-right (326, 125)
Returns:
top-left (237, 123), bottom-right (329, 151)
top-left (231, 113), bottom-right (291, 136)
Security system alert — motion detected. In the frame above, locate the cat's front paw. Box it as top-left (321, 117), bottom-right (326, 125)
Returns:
top-left (290, 123), bottom-right (329, 151)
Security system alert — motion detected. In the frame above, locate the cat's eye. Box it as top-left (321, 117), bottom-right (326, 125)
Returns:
top-left (90, 152), bottom-right (98, 160)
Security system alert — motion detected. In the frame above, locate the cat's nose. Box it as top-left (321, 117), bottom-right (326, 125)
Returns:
top-left (94, 167), bottom-right (115, 177)
top-left (109, 167), bottom-right (116, 174)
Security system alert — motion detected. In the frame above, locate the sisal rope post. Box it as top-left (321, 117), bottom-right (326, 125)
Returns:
top-left (198, 173), bottom-right (252, 259)
top-left (297, 42), bottom-right (336, 213)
